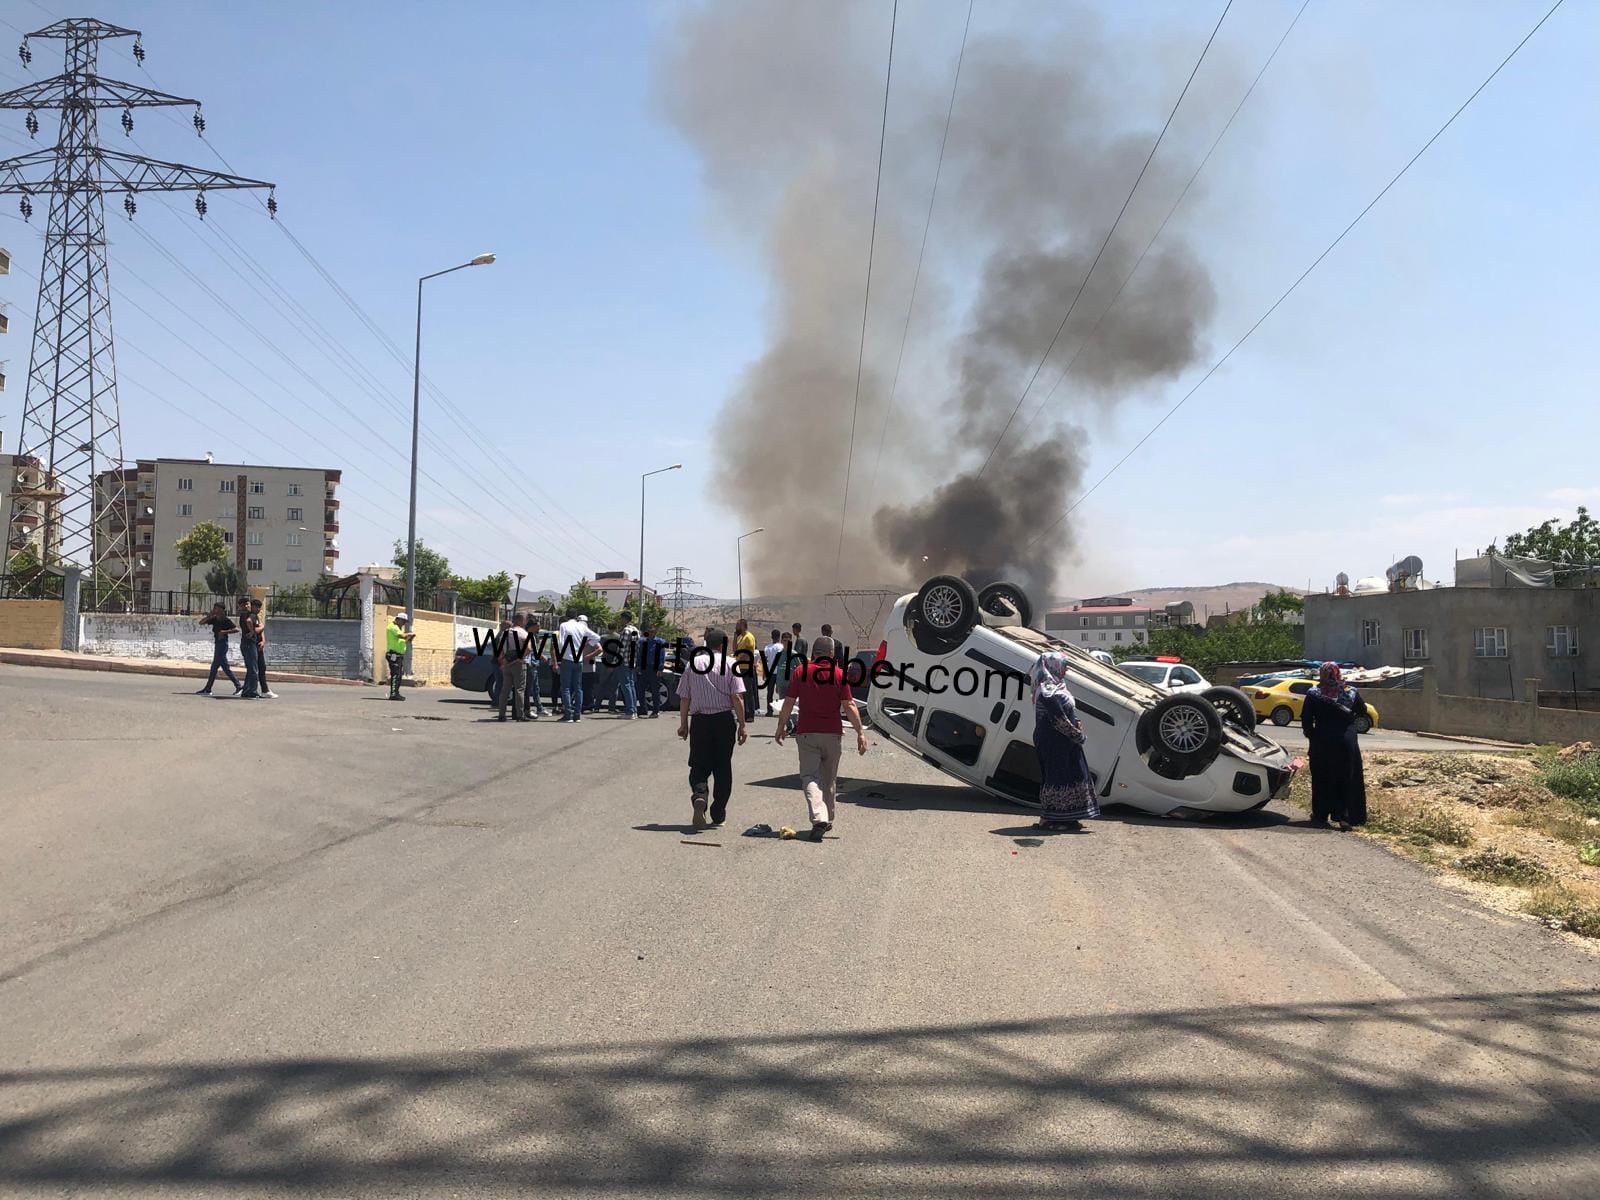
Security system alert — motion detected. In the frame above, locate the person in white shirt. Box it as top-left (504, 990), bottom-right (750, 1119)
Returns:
top-left (762, 629), bottom-right (785, 715)
top-left (555, 609), bottom-right (601, 722)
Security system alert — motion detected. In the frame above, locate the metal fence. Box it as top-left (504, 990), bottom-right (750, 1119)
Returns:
top-left (76, 587), bottom-right (361, 619)
top-left (371, 581), bottom-right (497, 621)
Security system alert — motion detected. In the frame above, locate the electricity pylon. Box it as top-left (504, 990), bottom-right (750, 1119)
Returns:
top-left (0, 18), bottom-right (274, 598)
top-left (657, 566), bottom-right (701, 612)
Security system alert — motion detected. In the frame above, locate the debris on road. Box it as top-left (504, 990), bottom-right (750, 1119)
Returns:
top-left (680, 840), bottom-right (721, 848)
top-left (743, 824), bottom-right (774, 837)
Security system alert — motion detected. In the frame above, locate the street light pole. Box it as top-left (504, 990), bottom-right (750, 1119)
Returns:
top-left (736, 527), bottom-right (764, 620)
top-left (404, 252), bottom-right (495, 675)
top-left (638, 464), bottom-right (682, 623)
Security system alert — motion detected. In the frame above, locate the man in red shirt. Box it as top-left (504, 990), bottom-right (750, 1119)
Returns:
top-left (774, 635), bottom-right (867, 841)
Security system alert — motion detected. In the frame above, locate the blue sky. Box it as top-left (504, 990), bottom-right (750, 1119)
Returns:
top-left (1, 0), bottom-right (1594, 600)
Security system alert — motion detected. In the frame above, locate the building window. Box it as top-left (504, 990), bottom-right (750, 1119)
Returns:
top-left (246, 531), bottom-right (263, 546)
top-left (1361, 619), bottom-right (1381, 648)
top-left (287, 532), bottom-right (301, 547)
top-left (1080, 617), bottom-right (1088, 628)
top-left (247, 557), bottom-right (263, 572)
top-left (247, 505), bottom-right (264, 520)
top-left (1114, 631), bottom-right (1122, 642)
top-left (219, 480), bottom-right (235, 493)
top-left (219, 504), bottom-right (234, 519)
top-left (139, 530), bottom-right (152, 545)
top-left (249, 481), bottom-right (265, 494)
top-left (223, 531), bottom-right (234, 545)
top-left (286, 558), bottom-right (303, 573)
top-left (1547, 625), bottom-right (1579, 657)
top-left (178, 503), bottom-right (192, 517)
top-left (1098, 631), bottom-right (1107, 642)
top-left (286, 506), bottom-right (303, 522)
top-left (1474, 627), bottom-right (1508, 658)
top-left (1403, 628), bottom-right (1428, 659)
top-left (287, 483), bottom-right (302, 496)
top-left (176, 477), bottom-right (193, 491)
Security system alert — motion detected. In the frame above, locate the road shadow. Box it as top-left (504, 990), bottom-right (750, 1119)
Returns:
top-left (989, 823), bottom-right (1090, 838)
top-left (1, 991), bottom-right (1595, 1196)
top-left (634, 823), bottom-right (704, 835)
top-left (842, 781), bottom-right (1031, 816)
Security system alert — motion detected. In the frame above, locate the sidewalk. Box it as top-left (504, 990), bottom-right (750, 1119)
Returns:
top-left (0, 647), bottom-right (365, 687)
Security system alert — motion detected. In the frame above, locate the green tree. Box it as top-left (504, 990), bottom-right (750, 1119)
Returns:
top-left (1491, 506), bottom-right (1600, 568)
top-left (174, 521), bottom-right (230, 596)
top-left (392, 538), bottom-right (451, 596)
top-left (558, 579), bottom-right (616, 628)
top-left (1253, 589), bottom-right (1304, 621)
top-left (204, 559), bottom-right (246, 598)
top-left (453, 570), bottom-right (514, 608)
top-left (1117, 622), bottom-right (1304, 681)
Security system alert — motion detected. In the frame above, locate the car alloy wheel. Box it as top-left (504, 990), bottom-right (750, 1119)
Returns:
top-left (1270, 706), bottom-right (1293, 727)
top-left (922, 583), bottom-right (967, 631)
top-left (1158, 704), bottom-right (1212, 754)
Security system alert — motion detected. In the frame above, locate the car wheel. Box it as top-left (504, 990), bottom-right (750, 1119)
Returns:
top-left (1135, 694), bottom-right (1223, 778)
top-left (1353, 714), bottom-right (1372, 734)
top-left (1201, 685), bottom-right (1257, 731)
top-left (977, 581), bottom-right (1032, 628)
top-left (1270, 705), bottom-right (1293, 727)
top-left (910, 574), bottom-right (978, 654)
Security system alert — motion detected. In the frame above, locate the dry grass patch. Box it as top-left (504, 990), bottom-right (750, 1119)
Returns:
top-left (1524, 879), bottom-right (1600, 938)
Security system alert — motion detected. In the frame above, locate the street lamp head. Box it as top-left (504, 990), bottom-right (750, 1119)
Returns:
top-left (470, 253), bottom-right (496, 266)
top-left (670, 463), bottom-right (682, 470)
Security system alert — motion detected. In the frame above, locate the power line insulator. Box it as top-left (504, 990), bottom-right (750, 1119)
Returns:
top-left (121, 108), bottom-right (134, 136)
top-left (123, 194), bottom-right (137, 220)
top-left (18, 39), bottom-right (30, 68)
top-left (194, 192), bottom-right (207, 220)
top-left (19, 196), bottom-right (31, 221)
top-left (133, 37), bottom-right (145, 65)
top-left (25, 109), bottom-right (38, 138)
top-left (266, 190), bottom-right (278, 219)
top-left (192, 106), bottom-right (205, 136)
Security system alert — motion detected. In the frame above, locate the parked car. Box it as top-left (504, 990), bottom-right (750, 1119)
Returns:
top-left (867, 574), bottom-right (1297, 816)
top-left (1117, 656), bottom-right (1211, 694)
top-left (1248, 678), bottom-right (1379, 733)
top-left (450, 644), bottom-right (683, 711)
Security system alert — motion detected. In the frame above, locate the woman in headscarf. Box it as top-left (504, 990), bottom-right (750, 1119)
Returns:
top-left (1301, 661), bottom-right (1369, 830)
top-left (1030, 651), bottom-right (1100, 830)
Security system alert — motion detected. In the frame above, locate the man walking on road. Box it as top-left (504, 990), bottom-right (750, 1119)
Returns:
top-left (251, 599), bottom-right (278, 698)
top-left (385, 612), bottom-right (414, 701)
top-left (238, 598), bottom-right (262, 700)
top-left (524, 615), bottom-right (548, 719)
top-left (734, 617), bottom-right (760, 722)
top-left (677, 626), bottom-right (747, 828)
top-left (762, 628), bottom-right (784, 715)
top-left (496, 616), bottom-right (531, 722)
top-left (775, 635), bottom-right (867, 841)
top-left (195, 603), bottom-right (242, 695)
top-left (790, 622), bottom-right (808, 661)
top-left (556, 608), bottom-right (601, 722)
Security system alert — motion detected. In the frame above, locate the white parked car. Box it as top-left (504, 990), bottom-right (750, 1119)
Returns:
top-left (866, 575), bottom-right (1294, 816)
top-left (1118, 657), bottom-right (1210, 694)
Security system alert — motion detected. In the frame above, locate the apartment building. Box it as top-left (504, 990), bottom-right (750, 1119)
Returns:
top-left (588, 570), bottom-right (658, 611)
top-left (1044, 596), bottom-right (1151, 649)
top-left (1, 436), bottom-right (61, 563)
top-left (96, 457), bottom-right (341, 594)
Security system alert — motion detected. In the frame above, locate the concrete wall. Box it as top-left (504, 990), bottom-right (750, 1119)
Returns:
top-left (0, 599), bottom-right (65, 649)
top-left (1359, 670), bottom-right (1600, 744)
top-left (79, 613), bottom-right (362, 678)
top-left (1305, 588), bottom-right (1598, 698)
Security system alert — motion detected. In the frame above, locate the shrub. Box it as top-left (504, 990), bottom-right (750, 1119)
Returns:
top-left (1580, 842), bottom-right (1600, 867)
top-left (1367, 799), bottom-right (1474, 847)
top-left (1539, 756), bottom-right (1600, 814)
top-left (1524, 882), bottom-right (1600, 938)
top-left (1452, 849), bottom-right (1551, 887)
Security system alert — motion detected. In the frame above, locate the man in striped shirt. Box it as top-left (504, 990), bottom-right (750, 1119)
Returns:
top-left (677, 626), bottom-right (748, 829)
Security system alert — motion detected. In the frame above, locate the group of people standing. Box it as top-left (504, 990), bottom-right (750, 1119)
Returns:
top-left (195, 599), bottom-right (278, 699)
top-left (483, 609), bottom-right (671, 723)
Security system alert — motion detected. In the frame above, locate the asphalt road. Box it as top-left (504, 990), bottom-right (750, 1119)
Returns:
top-left (1, 665), bottom-right (1596, 1199)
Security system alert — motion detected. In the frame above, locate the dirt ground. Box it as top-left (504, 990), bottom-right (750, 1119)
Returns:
top-left (1287, 746), bottom-right (1600, 943)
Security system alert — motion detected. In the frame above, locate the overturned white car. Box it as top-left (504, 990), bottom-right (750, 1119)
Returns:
top-left (865, 575), bottom-right (1298, 815)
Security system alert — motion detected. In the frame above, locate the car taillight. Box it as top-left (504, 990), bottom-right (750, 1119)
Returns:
top-left (1252, 690), bottom-right (1270, 699)
top-left (455, 650), bottom-right (473, 663)
top-left (875, 640), bottom-right (888, 666)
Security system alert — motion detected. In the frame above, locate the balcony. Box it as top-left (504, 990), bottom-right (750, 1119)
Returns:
top-left (324, 521), bottom-right (339, 535)
top-left (324, 495), bottom-right (340, 510)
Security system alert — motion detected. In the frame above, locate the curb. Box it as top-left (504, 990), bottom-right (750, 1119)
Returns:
top-left (0, 649), bottom-right (367, 687)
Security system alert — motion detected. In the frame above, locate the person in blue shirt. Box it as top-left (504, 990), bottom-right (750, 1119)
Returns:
top-left (635, 624), bottom-right (668, 718)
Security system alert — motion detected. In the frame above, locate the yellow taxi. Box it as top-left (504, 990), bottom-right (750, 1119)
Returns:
top-left (1248, 678), bottom-right (1379, 733)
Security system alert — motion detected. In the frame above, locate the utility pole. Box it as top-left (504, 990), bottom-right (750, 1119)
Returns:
top-left (0, 19), bottom-right (275, 602)
top-left (657, 566), bottom-right (700, 612)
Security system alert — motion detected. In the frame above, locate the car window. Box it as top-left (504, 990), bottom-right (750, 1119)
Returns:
top-left (1174, 667), bottom-right (1202, 685)
top-left (990, 739), bottom-right (1040, 802)
top-left (880, 697), bottom-right (921, 736)
top-left (925, 710), bottom-right (985, 766)
top-left (1289, 682), bottom-right (1312, 695)
top-left (1122, 663), bottom-right (1165, 684)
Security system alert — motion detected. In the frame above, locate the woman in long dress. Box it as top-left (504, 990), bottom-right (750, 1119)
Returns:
top-left (1031, 651), bottom-right (1100, 830)
top-left (1301, 661), bottom-right (1369, 830)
